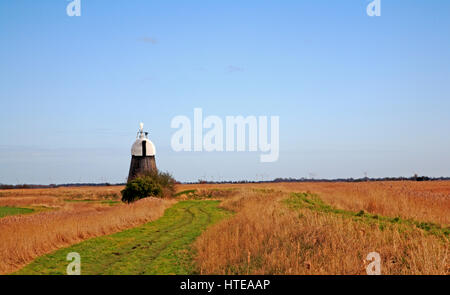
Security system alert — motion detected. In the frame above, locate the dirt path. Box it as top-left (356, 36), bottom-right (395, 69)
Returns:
top-left (15, 200), bottom-right (232, 275)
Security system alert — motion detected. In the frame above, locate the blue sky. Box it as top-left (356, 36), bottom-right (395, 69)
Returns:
top-left (1, 0), bottom-right (449, 184)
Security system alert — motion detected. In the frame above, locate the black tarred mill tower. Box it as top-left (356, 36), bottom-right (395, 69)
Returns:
top-left (127, 123), bottom-right (157, 182)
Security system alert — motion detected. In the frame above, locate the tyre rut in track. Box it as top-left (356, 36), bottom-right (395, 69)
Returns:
top-left (15, 200), bottom-right (231, 275)
top-left (101, 204), bottom-right (197, 273)
top-left (103, 202), bottom-right (214, 274)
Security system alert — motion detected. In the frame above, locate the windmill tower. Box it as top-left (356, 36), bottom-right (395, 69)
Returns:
top-left (127, 123), bottom-right (157, 182)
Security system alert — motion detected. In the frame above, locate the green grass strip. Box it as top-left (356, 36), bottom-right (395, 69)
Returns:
top-left (0, 206), bottom-right (34, 218)
top-left (15, 200), bottom-right (232, 275)
top-left (285, 193), bottom-right (449, 239)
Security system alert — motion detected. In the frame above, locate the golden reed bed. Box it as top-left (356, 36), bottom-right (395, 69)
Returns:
top-left (182, 181), bottom-right (450, 225)
top-left (0, 186), bottom-right (174, 274)
top-left (0, 181), bottom-right (449, 274)
top-left (187, 181), bottom-right (449, 275)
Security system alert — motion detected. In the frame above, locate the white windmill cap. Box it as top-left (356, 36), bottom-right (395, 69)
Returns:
top-left (131, 123), bottom-right (156, 156)
top-left (131, 138), bottom-right (156, 156)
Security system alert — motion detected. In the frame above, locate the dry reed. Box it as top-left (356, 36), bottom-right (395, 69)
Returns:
top-left (194, 186), bottom-right (449, 275)
top-left (0, 192), bottom-right (174, 274)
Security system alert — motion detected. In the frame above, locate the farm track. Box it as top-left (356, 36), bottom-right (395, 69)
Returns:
top-left (15, 200), bottom-right (232, 275)
top-left (99, 204), bottom-right (197, 274)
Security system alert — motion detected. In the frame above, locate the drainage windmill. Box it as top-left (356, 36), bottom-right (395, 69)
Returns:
top-left (127, 123), bottom-right (157, 182)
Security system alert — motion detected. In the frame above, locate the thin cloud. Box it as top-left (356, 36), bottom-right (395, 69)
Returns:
top-left (139, 37), bottom-right (158, 44)
top-left (227, 65), bottom-right (244, 73)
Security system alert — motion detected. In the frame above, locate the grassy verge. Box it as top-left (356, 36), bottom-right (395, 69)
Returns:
top-left (285, 193), bottom-right (449, 239)
top-left (0, 206), bottom-right (34, 218)
top-left (63, 199), bottom-right (120, 206)
top-left (15, 200), bottom-right (231, 275)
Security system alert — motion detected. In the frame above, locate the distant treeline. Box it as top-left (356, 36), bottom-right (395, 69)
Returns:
top-left (189, 175), bottom-right (450, 184)
top-left (0, 183), bottom-right (124, 190)
top-left (1, 176), bottom-right (449, 190)
top-left (272, 176), bottom-right (450, 183)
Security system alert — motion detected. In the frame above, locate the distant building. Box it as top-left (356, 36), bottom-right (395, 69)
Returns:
top-left (127, 123), bottom-right (157, 182)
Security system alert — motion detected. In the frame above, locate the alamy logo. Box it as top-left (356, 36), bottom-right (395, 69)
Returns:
top-left (66, 252), bottom-right (81, 275)
top-left (64, 2), bottom-right (380, 19)
top-left (66, 0), bottom-right (81, 17)
top-left (366, 252), bottom-right (381, 275)
top-left (171, 108), bottom-right (280, 162)
top-left (367, 0), bottom-right (381, 17)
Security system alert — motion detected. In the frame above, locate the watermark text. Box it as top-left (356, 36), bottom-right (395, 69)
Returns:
top-left (171, 108), bottom-right (280, 162)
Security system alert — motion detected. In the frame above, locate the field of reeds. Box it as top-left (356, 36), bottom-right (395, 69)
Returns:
top-left (191, 181), bottom-right (449, 275)
top-left (1, 181), bottom-right (449, 275)
top-left (0, 186), bottom-right (174, 274)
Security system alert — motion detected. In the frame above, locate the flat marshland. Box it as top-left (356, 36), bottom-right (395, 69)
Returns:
top-left (0, 181), bottom-right (448, 275)
top-left (0, 186), bottom-right (174, 274)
